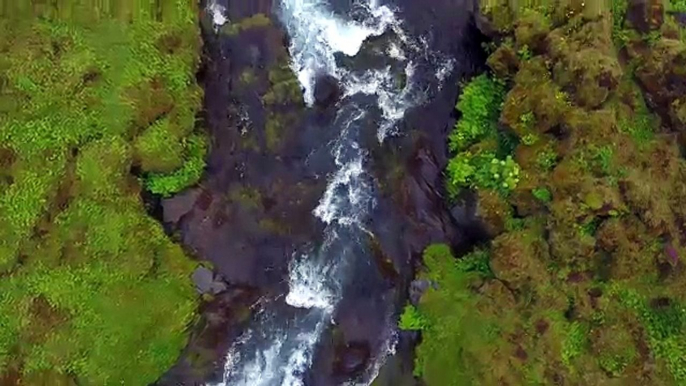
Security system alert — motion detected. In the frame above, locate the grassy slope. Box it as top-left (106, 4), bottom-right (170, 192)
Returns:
top-left (404, 1), bottom-right (686, 385)
top-left (0, 1), bottom-right (204, 384)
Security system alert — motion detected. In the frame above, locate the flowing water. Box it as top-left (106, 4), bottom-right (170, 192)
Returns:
top-left (207, 0), bottom-right (455, 384)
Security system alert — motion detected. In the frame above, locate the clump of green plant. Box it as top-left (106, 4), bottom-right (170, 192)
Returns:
top-left (456, 248), bottom-right (493, 278)
top-left (449, 74), bottom-right (506, 152)
top-left (577, 145), bottom-right (614, 176)
top-left (532, 187), bottom-right (552, 202)
top-left (618, 90), bottom-right (656, 145)
top-left (669, 0), bottom-right (686, 13)
top-left (536, 146), bottom-right (558, 171)
top-left (517, 45), bottom-right (532, 61)
top-left (447, 152), bottom-right (521, 196)
top-left (399, 304), bottom-right (428, 330)
top-left (145, 134), bottom-right (207, 197)
top-left (562, 321), bottom-right (588, 367)
top-left (521, 133), bottom-right (539, 145)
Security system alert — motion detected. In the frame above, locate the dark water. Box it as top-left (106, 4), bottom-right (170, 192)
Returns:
top-left (158, 0), bottom-right (487, 384)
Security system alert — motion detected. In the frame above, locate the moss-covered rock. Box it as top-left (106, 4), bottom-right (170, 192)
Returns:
top-left (475, 188), bottom-right (511, 237)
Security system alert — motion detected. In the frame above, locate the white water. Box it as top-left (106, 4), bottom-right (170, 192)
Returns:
top-left (212, 0), bottom-right (456, 385)
top-left (207, 0), bottom-right (228, 28)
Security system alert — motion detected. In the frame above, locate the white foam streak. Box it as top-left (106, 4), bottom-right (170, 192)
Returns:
top-left (285, 252), bottom-right (336, 311)
top-left (206, 0), bottom-right (227, 28)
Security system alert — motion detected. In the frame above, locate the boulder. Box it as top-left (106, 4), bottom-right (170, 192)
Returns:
top-left (313, 74), bottom-right (341, 109)
top-left (333, 341), bottom-right (370, 378)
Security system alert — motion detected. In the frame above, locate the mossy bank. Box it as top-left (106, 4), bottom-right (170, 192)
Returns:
top-left (403, 1), bottom-right (686, 385)
top-left (0, 2), bottom-right (206, 384)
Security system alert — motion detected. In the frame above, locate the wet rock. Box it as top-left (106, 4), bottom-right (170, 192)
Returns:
top-left (408, 278), bottom-right (431, 306)
top-left (313, 74), bottom-right (341, 109)
top-left (333, 341), bottom-right (371, 378)
top-left (162, 188), bottom-right (200, 224)
top-left (192, 266), bottom-right (228, 295)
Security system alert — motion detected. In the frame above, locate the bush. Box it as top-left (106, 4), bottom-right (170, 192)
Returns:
top-left (449, 74), bottom-right (506, 152)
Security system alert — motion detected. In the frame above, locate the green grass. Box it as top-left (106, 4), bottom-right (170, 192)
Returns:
top-left (0, 2), bottom-right (203, 383)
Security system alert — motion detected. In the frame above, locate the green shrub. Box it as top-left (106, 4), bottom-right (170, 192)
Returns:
top-left (399, 304), bottom-right (427, 330)
top-left (447, 152), bottom-right (521, 196)
top-left (449, 74), bottom-right (506, 152)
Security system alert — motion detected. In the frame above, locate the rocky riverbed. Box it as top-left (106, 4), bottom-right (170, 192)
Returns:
top-left (157, 0), bottom-right (489, 384)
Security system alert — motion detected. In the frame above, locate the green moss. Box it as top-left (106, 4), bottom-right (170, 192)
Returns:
top-left (424, 1), bottom-right (686, 384)
top-left (408, 244), bottom-right (503, 385)
top-left (617, 85), bottom-right (657, 145)
top-left (144, 134), bottom-right (207, 197)
top-left (611, 286), bottom-right (686, 382)
top-left (220, 13), bottom-right (271, 36)
top-left (228, 185), bottom-right (262, 209)
top-left (134, 118), bottom-right (185, 173)
top-left (240, 68), bottom-right (257, 85)
top-left (263, 62), bottom-right (303, 106)
top-left (0, 2), bottom-right (202, 383)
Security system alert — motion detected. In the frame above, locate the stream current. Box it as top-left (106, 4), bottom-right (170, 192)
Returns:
top-left (207, 0), bottom-right (455, 384)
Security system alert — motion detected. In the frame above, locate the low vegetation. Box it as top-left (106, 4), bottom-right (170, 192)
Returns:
top-left (403, 1), bottom-right (686, 385)
top-left (0, 2), bottom-right (204, 384)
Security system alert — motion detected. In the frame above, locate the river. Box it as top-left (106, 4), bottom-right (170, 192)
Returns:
top-left (203, 0), bottom-right (458, 385)
top-left (157, 0), bottom-right (485, 384)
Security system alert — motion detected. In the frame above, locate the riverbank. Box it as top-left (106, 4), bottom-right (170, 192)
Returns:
top-left (405, 1), bottom-right (686, 384)
top-left (0, 2), bottom-right (205, 384)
